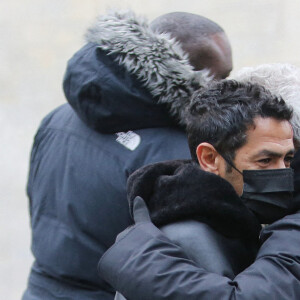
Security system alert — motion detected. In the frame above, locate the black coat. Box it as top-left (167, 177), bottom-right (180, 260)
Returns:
top-left (22, 11), bottom-right (208, 300)
top-left (114, 160), bottom-right (261, 299)
top-left (99, 178), bottom-right (300, 299)
top-left (127, 160), bottom-right (261, 275)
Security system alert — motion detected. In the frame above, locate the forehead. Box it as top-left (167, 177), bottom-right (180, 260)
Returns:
top-left (236, 117), bottom-right (294, 158)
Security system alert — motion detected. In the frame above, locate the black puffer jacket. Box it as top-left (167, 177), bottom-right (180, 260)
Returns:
top-left (22, 11), bottom-right (209, 300)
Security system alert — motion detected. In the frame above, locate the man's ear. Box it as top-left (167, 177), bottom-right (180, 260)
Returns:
top-left (196, 143), bottom-right (221, 175)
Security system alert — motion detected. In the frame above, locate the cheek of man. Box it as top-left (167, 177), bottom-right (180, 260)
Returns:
top-left (221, 117), bottom-right (295, 196)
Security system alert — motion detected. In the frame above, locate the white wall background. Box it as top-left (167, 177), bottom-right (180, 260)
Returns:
top-left (1, 0), bottom-right (300, 298)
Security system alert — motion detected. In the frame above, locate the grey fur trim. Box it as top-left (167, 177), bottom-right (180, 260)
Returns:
top-left (85, 10), bottom-right (211, 125)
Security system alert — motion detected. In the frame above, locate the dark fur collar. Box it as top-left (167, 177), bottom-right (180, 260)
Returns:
top-left (128, 160), bottom-right (261, 241)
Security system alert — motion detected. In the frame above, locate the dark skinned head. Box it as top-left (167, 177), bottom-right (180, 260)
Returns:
top-left (150, 12), bottom-right (232, 79)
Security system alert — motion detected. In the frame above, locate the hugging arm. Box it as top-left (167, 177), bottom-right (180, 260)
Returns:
top-left (99, 197), bottom-right (300, 300)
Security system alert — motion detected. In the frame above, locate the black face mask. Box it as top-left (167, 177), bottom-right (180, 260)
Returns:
top-left (220, 154), bottom-right (294, 224)
top-left (241, 168), bottom-right (294, 224)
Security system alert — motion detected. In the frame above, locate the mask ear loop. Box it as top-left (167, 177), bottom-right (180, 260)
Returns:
top-left (219, 153), bottom-right (243, 175)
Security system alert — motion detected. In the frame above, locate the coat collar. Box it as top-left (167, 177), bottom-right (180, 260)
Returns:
top-left (128, 160), bottom-right (261, 241)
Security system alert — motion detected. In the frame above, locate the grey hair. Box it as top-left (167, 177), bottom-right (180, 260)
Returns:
top-left (233, 63), bottom-right (300, 143)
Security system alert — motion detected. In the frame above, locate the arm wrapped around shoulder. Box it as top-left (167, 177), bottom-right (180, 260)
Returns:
top-left (99, 197), bottom-right (300, 300)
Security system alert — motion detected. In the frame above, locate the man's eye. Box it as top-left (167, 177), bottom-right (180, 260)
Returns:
top-left (285, 156), bottom-right (294, 163)
top-left (258, 158), bottom-right (271, 164)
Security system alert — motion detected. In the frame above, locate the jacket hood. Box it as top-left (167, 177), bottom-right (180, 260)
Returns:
top-left (127, 160), bottom-right (262, 241)
top-left (63, 10), bottom-right (210, 133)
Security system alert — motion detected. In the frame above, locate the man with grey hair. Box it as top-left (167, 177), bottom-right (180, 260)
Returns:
top-left (22, 10), bottom-right (232, 300)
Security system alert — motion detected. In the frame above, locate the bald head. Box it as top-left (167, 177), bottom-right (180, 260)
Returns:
top-left (150, 12), bottom-right (232, 79)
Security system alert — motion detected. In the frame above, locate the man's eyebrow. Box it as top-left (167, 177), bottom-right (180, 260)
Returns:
top-left (252, 149), bottom-right (295, 159)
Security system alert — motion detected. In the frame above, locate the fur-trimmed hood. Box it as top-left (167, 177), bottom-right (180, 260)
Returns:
top-left (127, 160), bottom-right (262, 241)
top-left (63, 10), bottom-right (210, 133)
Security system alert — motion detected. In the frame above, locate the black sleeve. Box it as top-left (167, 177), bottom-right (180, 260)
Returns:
top-left (98, 198), bottom-right (300, 300)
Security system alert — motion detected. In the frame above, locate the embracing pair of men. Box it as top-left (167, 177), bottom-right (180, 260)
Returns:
top-left (23, 10), bottom-right (300, 300)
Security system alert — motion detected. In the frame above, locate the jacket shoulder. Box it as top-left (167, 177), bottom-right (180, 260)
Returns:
top-left (161, 220), bottom-right (252, 279)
